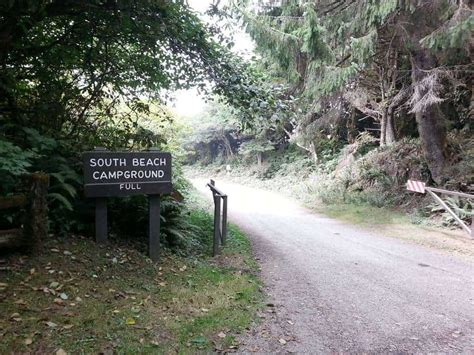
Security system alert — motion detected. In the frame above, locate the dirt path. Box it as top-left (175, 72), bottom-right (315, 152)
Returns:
top-left (192, 179), bottom-right (474, 353)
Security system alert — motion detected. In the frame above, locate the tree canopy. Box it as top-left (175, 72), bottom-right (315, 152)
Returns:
top-left (229, 0), bottom-right (473, 183)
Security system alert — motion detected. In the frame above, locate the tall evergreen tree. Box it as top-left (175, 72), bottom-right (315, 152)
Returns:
top-left (232, 0), bottom-right (472, 183)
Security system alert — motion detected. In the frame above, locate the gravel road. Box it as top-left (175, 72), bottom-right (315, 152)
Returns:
top-left (192, 179), bottom-right (474, 353)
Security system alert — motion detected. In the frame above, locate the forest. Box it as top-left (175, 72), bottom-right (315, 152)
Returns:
top-left (185, 0), bottom-right (473, 223)
top-left (0, 0), bottom-right (473, 353)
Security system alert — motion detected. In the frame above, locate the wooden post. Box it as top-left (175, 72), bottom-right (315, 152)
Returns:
top-left (95, 198), bottom-right (108, 244)
top-left (471, 215), bottom-right (473, 239)
top-left (149, 194), bottom-right (161, 263)
top-left (213, 194), bottom-right (221, 256)
top-left (24, 173), bottom-right (49, 250)
top-left (94, 147), bottom-right (108, 244)
top-left (222, 196), bottom-right (227, 245)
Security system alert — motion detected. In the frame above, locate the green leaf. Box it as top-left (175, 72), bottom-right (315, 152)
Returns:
top-left (48, 193), bottom-right (73, 211)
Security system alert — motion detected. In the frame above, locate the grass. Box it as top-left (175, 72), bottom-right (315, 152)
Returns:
top-left (318, 203), bottom-right (409, 225)
top-left (0, 212), bottom-right (262, 353)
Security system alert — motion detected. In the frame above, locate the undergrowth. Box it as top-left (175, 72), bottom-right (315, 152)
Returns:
top-left (0, 207), bottom-right (262, 353)
top-left (187, 135), bottom-right (473, 229)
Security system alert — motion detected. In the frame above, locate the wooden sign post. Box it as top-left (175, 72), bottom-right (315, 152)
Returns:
top-left (83, 149), bottom-right (172, 262)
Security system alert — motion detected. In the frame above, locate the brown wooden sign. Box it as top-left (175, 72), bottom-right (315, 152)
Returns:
top-left (83, 151), bottom-right (172, 197)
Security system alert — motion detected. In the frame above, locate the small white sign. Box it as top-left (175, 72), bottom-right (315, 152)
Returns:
top-left (407, 179), bottom-right (426, 193)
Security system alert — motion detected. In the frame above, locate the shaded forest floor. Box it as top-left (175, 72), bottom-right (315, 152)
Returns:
top-left (0, 220), bottom-right (262, 353)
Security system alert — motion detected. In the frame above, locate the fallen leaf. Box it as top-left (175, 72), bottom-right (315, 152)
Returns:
top-left (279, 338), bottom-right (287, 345)
top-left (50, 282), bottom-right (59, 289)
top-left (63, 324), bottom-right (74, 330)
top-left (59, 293), bottom-right (68, 300)
top-left (287, 320), bottom-right (294, 325)
top-left (75, 297), bottom-right (82, 302)
top-left (46, 321), bottom-right (58, 328)
top-left (218, 332), bottom-right (226, 338)
top-left (56, 349), bottom-right (67, 355)
top-left (201, 308), bottom-right (209, 313)
top-left (63, 251), bottom-right (72, 255)
top-left (24, 338), bottom-right (33, 345)
top-left (53, 298), bottom-right (63, 305)
top-left (0, 282), bottom-right (7, 287)
top-left (30, 268), bottom-right (36, 275)
top-left (125, 318), bottom-right (136, 325)
top-left (14, 299), bottom-right (27, 305)
top-left (150, 340), bottom-right (160, 346)
top-left (179, 265), bottom-right (187, 272)
top-left (50, 248), bottom-right (59, 253)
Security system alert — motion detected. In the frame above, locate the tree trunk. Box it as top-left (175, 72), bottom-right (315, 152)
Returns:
top-left (410, 50), bottom-right (447, 184)
top-left (309, 142), bottom-right (318, 164)
top-left (257, 152), bottom-right (263, 167)
top-left (222, 134), bottom-right (234, 159)
top-left (385, 106), bottom-right (396, 146)
top-left (380, 110), bottom-right (387, 146)
top-left (346, 108), bottom-right (357, 144)
top-left (380, 106), bottom-right (396, 147)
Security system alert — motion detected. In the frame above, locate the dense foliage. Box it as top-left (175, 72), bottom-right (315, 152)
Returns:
top-left (225, 0), bottom-right (472, 185)
top-left (0, 0), bottom-right (268, 245)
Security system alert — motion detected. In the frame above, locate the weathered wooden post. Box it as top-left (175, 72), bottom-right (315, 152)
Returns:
top-left (24, 173), bottom-right (49, 249)
top-left (148, 194), bottom-right (161, 262)
top-left (148, 147), bottom-right (161, 263)
top-left (95, 197), bottom-right (108, 244)
top-left (208, 179), bottom-right (228, 255)
top-left (94, 147), bottom-right (108, 244)
top-left (222, 195), bottom-right (228, 245)
top-left (213, 193), bottom-right (221, 256)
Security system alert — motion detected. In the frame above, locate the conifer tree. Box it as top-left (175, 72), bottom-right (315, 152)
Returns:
top-left (232, 0), bottom-right (472, 183)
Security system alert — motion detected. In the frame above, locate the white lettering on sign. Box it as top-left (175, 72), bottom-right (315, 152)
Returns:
top-left (90, 158), bottom-right (126, 167)
top-left (91, 170), bottom-right (165, 181)
top-left (132, 158), bottom-right (167, 167)
top-left (119, 183), bottom-right (142, 190)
